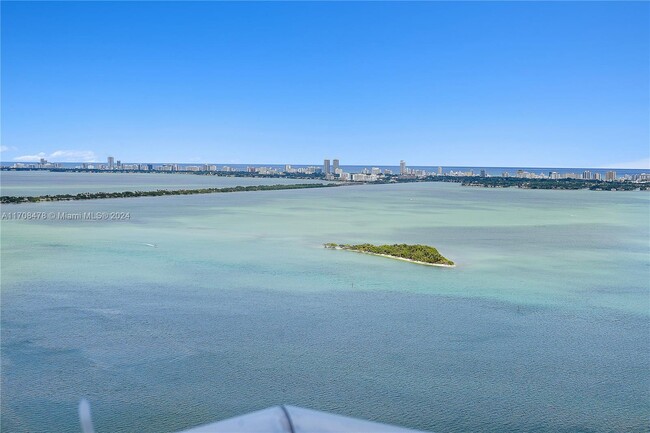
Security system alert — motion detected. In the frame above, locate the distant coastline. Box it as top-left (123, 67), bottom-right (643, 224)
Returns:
top-left (0, 183), bottom-right (339, 204)
top-left (2, 167), bottom-right (647, 191)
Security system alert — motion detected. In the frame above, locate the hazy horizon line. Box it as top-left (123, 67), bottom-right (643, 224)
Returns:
top-left (2, 160), bottom-right (649, 171)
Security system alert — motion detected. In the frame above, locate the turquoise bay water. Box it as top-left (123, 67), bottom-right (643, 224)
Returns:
top-left (1, 173), bottom-right (649, 432)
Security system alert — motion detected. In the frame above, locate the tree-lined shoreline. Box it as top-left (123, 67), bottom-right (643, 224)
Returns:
top-left (0, 183), bottom-right (339, 204)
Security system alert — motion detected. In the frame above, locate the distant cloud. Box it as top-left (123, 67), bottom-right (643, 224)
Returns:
top-left (49, 150), bottom-right (98, 162)
top-left (14, 150), bottom-right (98, 162)
top-left (0, 145), bottom-right (17, 152)
top-left (13, 152), bottom-right (47, 162)
top-left (603, 157), bottom-right (650, 169)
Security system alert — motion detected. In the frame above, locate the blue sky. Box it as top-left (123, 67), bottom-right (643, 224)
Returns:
top-left (1, 1), bottom-right (648, 168)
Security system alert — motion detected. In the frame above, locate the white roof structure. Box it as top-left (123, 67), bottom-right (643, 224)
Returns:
top-left (177, 405), bottom-right (429, 433)
top-left (79, 400), bottom-right (430, 433)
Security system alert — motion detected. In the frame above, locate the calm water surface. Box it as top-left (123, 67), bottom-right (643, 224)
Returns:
top-left (1, 173), bottom-right (648, 432)
top-left (0, 171), bottom-right (326, 196)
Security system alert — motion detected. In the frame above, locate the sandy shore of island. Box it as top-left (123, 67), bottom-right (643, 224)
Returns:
top-left (328, 246), bottom-right (456, 268)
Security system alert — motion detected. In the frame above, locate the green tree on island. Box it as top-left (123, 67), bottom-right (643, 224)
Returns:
top-left (325, 243), bottom-right (454, 266)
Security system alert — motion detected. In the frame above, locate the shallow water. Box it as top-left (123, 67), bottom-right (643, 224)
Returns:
top-left (1, 174), bottom-right (648, 432)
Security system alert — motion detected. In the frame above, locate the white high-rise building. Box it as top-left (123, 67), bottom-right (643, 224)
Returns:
top-left (323, 159), bottom-right (331, 174)
top-left (400, 160), bottom-right (406, 175)
top-left (107, 156), bottom-right (115, 169)
top-left (332, 159), bottom-right (339, 172)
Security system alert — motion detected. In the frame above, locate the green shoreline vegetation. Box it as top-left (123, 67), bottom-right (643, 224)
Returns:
top-left (325, 243), bottom-right (455, 267)
top-left (377, 175), bottom-right (649, 191)
top-left (1, 167), bottom-right (326, 181)
top-left (0, 183), bottom-right (338, 204)
top-left (456, 177), bottom-right (648, 191)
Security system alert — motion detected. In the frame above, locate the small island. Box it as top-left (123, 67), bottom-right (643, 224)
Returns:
top-left (324, 243), bottom-right (455, 267)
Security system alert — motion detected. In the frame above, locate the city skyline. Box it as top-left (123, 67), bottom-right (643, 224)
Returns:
top-left (5, 155), bottom-right (647, 183)
top-left (4, 155), bottom-right (650, 172)
top-left (5, 155), bottom-right (646, 174)
top-left (2, 2), bottom-right (649, 168)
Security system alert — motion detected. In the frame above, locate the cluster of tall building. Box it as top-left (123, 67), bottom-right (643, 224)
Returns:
top-left (321, 159), bottom-right (435, 181)
top-left (10, 158), bottom-right (63, 169)
top-left (499, 169), bottom-right (621, 181)
top-left (322, 159), bottom-right (340, 174)
top-left (324, 158), bottom-right (360, 181)
top-left (80, 158), bottom-right (152, 171)
top-left (323, 158), bottom-right (389, 181)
